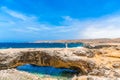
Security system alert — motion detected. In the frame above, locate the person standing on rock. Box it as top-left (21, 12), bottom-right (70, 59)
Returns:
top-left (65, 42), bottom-right (68, 48)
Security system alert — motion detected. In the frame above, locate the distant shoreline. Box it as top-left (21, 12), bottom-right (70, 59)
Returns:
top-left (35, 38), bottom-right (120, 44)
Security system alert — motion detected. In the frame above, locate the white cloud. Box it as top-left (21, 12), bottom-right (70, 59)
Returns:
top-left (26, 27), bottom-right (41, 31)
top-left (1, 6), bottom-right (120, 40)
top-left (12, 28), bottom-right (30, 33)
top-left (82, 26), bottom-right (120, 39)
top-left (1, 6), bottom-right (38, 22)
top-left (9, 14), bottom-right (120, 39)
top-left (80, 15), bottom-right (120, 39)
top-left (1, 7), bottom-right (28, 21)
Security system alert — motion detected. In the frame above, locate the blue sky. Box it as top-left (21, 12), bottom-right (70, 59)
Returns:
top-left (0, 0), bottom-right (120, 42)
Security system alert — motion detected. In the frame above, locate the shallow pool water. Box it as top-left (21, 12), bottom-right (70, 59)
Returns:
top-left (17, 64), bottom-right (78, 80)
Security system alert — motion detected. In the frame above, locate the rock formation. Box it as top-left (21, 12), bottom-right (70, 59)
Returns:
top-left (0, 46), bottom-right (120, 80)
top-left (0, 69), bottom-right (57, 80)
top-left (0, 48), bottom-right (95, 74)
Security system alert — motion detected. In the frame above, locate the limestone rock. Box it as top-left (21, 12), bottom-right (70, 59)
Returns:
top-left (0, 46), bottom-right (120, 79)
top-left (0, 48), bottom-right (96, 74)
top-left (0, 69), bottom-right (57, 80)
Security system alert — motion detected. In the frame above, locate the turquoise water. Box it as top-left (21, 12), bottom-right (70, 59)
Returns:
top-left (17, 64), bottom-right (78, 80)
top-left (0, 43), bottom-right (83, 49)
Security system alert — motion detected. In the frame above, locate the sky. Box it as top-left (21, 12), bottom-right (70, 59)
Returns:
top-left (0, 0), bottom-right (120, 42)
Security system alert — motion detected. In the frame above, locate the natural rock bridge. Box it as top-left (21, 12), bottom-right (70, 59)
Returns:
top-left (0, 48), bottom-right (96, 74)
top-left (1, 47), bottom-right (120, 80)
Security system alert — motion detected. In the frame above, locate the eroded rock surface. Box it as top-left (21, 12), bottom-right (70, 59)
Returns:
top-left (0, 47), bottom-right (120, 80)
top-left (0, 48), bottom-right (95, 74)
top-left (0, 69), bottom-right (57, 80)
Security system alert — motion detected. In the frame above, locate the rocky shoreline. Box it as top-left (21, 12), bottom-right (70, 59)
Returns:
top-left (35, 38), bottom-right (120, 44)
top-left (0, 45), bottom-right (120, 80)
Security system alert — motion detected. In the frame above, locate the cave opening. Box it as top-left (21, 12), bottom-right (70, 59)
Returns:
top-left (16, 64), bottom-right (79, 79)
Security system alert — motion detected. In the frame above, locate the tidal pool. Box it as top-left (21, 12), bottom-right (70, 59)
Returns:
top-left (17, 64), bottom-right (78, 80)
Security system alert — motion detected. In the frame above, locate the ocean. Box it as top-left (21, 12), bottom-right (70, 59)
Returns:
top-left (0, 43), bottom-right (83, 49)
